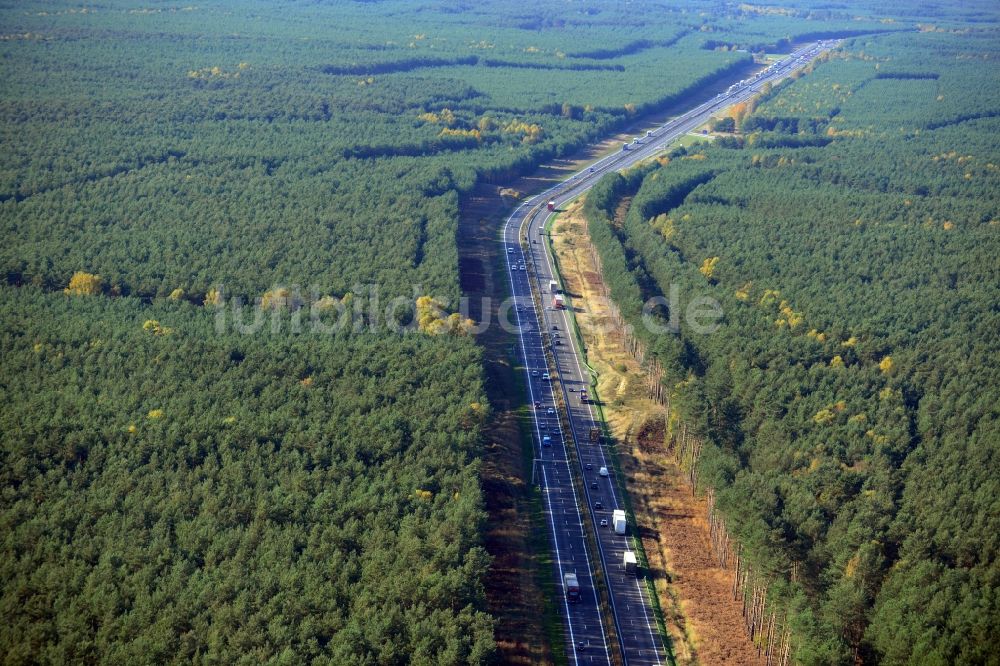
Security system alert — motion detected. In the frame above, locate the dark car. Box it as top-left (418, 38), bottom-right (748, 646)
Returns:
top-left (594, 501), bottom-right (603, 510)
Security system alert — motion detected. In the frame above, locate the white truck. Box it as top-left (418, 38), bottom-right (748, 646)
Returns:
top-left (612, 509), bottom-right (627, 535)
top-left (623, 550), bottom-right (637, 574)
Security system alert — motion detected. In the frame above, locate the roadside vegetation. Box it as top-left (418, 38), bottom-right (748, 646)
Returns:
top-left (584, 28), bottom-right (999, 664)
top-left (551, 199), bottom-right (763, 665)
top-left (2, 0), bottom-right (996, 662)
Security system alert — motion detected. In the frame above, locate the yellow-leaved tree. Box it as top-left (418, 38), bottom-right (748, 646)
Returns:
top-left (879, 356), bottom-right (894, 374)
top-left (699, 256), bottom-right (720, 280)
top-left (651, 213), bottom-right (675, 240)
top-left (142, 319), bottom-right (173, 336)
top-left (203, 288), bottom-right (223, 306)
top-left (65, 271), bottom-right (102, 296)
top-left (729, 101), bottom-right (749, 128)
top-left (477, 115), bottom-right (496, 132)
top-left (416, 296), bottom-right (474, 336)
top-left (261, 287), bottom-right (295, 310)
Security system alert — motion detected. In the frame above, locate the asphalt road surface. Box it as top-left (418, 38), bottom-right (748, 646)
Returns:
top-left (502, 40), bottom-right (837, 665)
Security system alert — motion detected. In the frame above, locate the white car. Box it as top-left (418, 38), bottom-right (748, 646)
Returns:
top-left (599, 466), bottom-right (609, 477)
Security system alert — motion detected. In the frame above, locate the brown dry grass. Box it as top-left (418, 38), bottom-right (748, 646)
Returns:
top-left (551, 199), bottom-right (760, 666)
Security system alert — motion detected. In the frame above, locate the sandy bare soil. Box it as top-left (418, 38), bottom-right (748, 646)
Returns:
top-left (551, 199), bottom-right (760, 666)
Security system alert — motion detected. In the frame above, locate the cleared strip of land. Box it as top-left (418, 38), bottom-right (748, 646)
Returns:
top-left (550, 198), bottom-right (759, 665)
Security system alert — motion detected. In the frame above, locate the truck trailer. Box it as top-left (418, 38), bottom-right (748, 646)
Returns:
top-left (623, 550), bottom-right (637, 574)
top-left (612, 509), bottom-right (627, 535)
top-left (563, 572), bottom-right (581, 602)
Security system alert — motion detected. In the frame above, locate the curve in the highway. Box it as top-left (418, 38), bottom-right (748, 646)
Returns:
top-left (502, 40), bottom-right (837, 665)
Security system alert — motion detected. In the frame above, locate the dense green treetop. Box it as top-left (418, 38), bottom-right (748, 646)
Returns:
top-left (585, 27), bottom-right (999, 664)
top-left (3, 0), bottom-right (996, 662)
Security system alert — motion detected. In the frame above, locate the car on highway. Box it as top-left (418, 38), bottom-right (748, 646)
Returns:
top-left (600, 518), bottom-right (608, 527)
top-left (599, 466), bottom-right (609, 477)
top-left (546, 408), bottom-right (555, 416)
top-left (591, 481), bottom-right (598, 490)
top-left (594, 500), bottom-right (603, 510)
top-left (542, 373), bottom-right (550, 381)
top-left (507, 247), bottom-right (514, 253)
top-left (542, 436), bottom-right (552, 447)
top-left (534, 401), bottom-right (541, 408)
top-left (531, 370), bottom-right (539, 377)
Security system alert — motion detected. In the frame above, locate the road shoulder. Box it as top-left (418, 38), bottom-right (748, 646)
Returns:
top-left (550, 198), bottom-right (761, 666)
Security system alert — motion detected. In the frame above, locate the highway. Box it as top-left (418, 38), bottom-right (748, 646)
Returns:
top-left (503, 40), bottom-right (836, 665)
